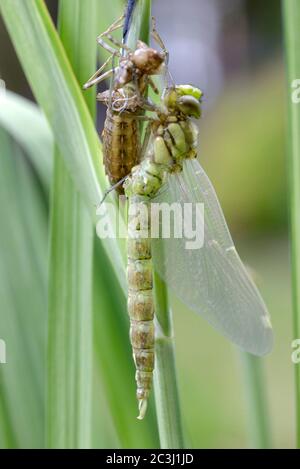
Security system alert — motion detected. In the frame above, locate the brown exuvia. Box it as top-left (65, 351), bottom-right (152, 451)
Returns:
top-left (84, 16), bottom-right (167, 194)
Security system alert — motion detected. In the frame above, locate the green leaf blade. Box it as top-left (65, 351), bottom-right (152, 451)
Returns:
top-left (0, 0), bottom-right (126, 291)
top-left (282, 0), bottom-right (300, 448)
top-left (0, 128), bottom-right (48, 448)
top-left (46, 0), bottom-right (99, 449)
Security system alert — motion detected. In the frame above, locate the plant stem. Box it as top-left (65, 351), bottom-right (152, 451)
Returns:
top-left (126, 0), bottom-right (151, 45)
top-left (47, 0), bottom-right (98, 448)
top-left (47, 156), bottom-right (93, 449)
top-left (240, 353), bottom-right (271, 448)
top-left (282, 0), bottom-right (300, 448)
top-left (154, 273), bottom-right (185, 449)
top-left (0, 0), bottom-right (126, 289)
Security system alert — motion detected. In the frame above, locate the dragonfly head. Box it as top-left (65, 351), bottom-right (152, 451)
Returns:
top-left (114, 42), bottom-right (165, 89)
top-left (164, 85), bottom-right (203, 119)
top-left (131, 41), bottom-right (165, 75)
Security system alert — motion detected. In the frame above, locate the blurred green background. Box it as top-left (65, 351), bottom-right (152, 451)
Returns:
top-left (0, 0), bottom-right (293, 448)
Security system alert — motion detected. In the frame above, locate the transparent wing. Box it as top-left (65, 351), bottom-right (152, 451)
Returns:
top-left (151, 159), bottom-right (273, 356)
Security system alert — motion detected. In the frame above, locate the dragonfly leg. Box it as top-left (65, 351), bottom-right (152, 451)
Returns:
top-left (151, 17), bottom-right (174, 87)
top-left (97, 177), bottom-right (127, 207)
top-left (139, 98), bottom-right (162, 114)
top-left (132, 115), bottom-right (155, 122)
top-left (83, 66), bottom-right (115, 90)
top-left (151, 17), bottom-right (168, 58)
top-left (83, 54), bottom-right (115, 89)
top-left (98, 14), bottom-right (125, 40)
top-left (132, 71), bottom-right (161, 113)
top-left (140, 122), bottom-right (153, 158)
top-left (97, 15), bottom-right (132, 56)
top-left (148, 77), bottom-right (160, 95)
top-left (126, 72), bottom-right (161, 112)
top-left (107, 52), bottom-right (120, 111)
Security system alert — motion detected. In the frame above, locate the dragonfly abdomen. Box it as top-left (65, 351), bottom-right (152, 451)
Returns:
top-left (102, 110), bottom-right (140, 193)
top-left (127, 199), bottom-right (154, 419)
top-left (123, 86), bottom-right (203, 419)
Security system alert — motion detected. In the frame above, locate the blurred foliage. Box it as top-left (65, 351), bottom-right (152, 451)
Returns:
top-left (201, 60), bottom-right (286, 234)
top-left (0, 0), bottom-right (158, 449)
top-left (0, 0), bottom-right (293, 450)
top-left (245, 0), bottom-right (281, 45)
top-left (0, 118), bottom-right (49, 448)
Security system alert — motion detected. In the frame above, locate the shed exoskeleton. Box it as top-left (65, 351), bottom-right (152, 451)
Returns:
top-left (84, 16), bottom-right (168, 193)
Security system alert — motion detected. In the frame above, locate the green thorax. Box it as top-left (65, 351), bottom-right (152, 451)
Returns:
top-left (124, 117), bottom-right (199, 198)
top-left (124, 84), bottom-right (202, 199)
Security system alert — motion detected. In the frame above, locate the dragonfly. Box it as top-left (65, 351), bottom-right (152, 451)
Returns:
top-left (84, 15), bottom-right (168, 193)
top-left (123, 84), bottom-right (273, 419)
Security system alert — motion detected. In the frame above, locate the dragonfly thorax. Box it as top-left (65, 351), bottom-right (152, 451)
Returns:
top-left (124, 160), bottom-right (166, 198)
top-left (124, 117), bottom-right (199, 199)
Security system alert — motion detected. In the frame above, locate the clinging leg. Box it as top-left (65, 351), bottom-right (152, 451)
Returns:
top-left (151, 17), bottom-right (168, 58)
top-left (83, 54), bottom-right (115, 89)
top-left (97, 15), bottom-right (132, 56)
top-left (140, 122), bottom-right (153, 160)
top-left (148, 77), bottom-right (160, 95)
top-left (83, 67), bottom-right (115, 90)
top-left (151, 17), bottom-right (174, 87)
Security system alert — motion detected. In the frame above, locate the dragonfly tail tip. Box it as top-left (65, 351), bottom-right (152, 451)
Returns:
top-left (137, 399), bottom-right (148, 420)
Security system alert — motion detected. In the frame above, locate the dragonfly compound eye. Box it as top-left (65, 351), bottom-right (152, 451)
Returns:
top-left (177, 96), bottom-right (202, 119)
top-left (176, 84), bottom-right (204, 101)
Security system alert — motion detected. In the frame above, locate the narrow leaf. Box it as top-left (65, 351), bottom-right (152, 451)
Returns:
top-left (282, 0), bottom-right (300, 448)
top-left (0, 0), bottom-right (126, 291)
top-left (0, 90), bottom-right (52, 188)
top-left (47, 0), bottom-right (98, 448)
top-left (0, 128), bottom-right (48, 448)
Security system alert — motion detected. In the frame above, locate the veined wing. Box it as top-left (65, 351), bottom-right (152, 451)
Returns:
top-left (151, 159), bottom-right (273, 356)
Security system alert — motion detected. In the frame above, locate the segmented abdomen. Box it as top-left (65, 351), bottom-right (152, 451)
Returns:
top-left (127, 197), bottom-right (154, 419)
top-left (102, 110), bottom-right (140, 194)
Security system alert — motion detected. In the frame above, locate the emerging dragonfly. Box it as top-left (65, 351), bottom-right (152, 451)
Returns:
top-left (84, 16), bottom-right (167, 192)
top-left (123, 85), bottom-right (273, 419)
